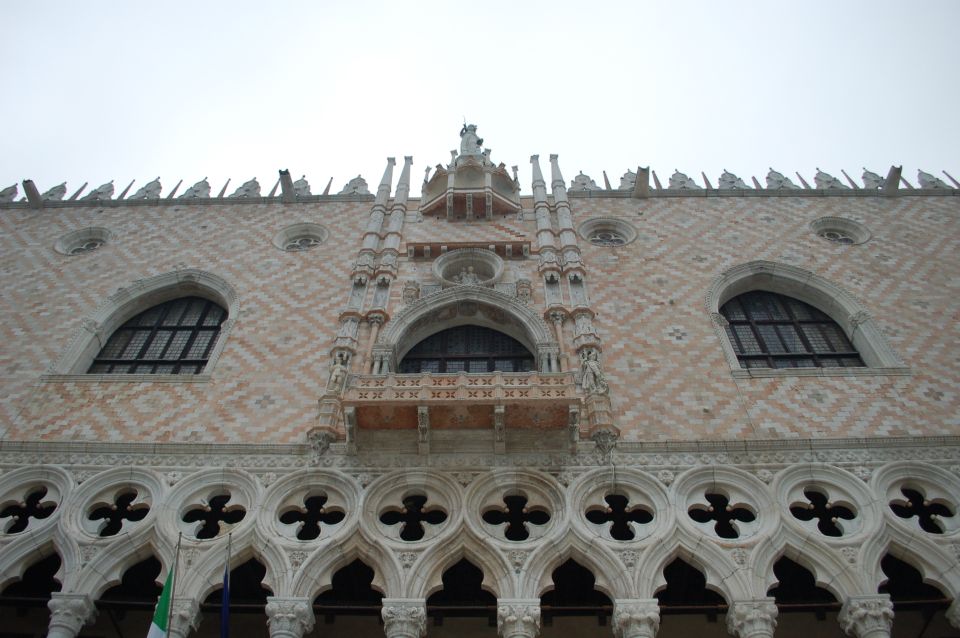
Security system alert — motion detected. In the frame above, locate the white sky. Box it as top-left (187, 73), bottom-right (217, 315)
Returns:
top-left (2, 1), bottom-right (958, 197)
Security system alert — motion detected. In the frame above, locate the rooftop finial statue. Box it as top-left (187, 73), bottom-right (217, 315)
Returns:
top-left (459, 123), bottom-right (483, 157)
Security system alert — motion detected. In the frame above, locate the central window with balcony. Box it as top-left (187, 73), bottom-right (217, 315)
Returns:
top-left (398, 325), bottom-right (535, 374)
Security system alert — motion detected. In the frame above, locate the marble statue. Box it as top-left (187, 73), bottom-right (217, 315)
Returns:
top-left (339, 175), bottom-right (370, 195)
top-left (718, 170), bottom-right (750, 190)
top-left (130, 177), bottom-right (162, 200)
top-left (579, 348), bottom-right (609, 395)
top-left (0, 184), bottom-right (17, 203)
top-left (569, 172), bottom-right (601, 191)
top-left (453, 266), bottom-right (481, 285)
top-left (180, 178), bottom-right (211, 199)
top-left (81, 181), bottom-right (115, 201)
top-left (862, 169), bottom-right (884, 190)
top-left (618, 170), bottom-right (637, 191)
top-left (42, 183), bottom-right (67, 201)
top-left (918, 170), bottom-right (950, 189)
top-left (814, 168), bottom-right (849, 190)
top-left (293, 175), bottom-right (311, 197)
top-left (766, 169), bottom-right (801, 190)
top-left (459, 124), bottom-right (483, 157)
top-left (668, 170), bottom-right (701, 190)
top-left (326, 353), bottom-right (348, 392)
top-left (230, 178), bottom-right (261, 198)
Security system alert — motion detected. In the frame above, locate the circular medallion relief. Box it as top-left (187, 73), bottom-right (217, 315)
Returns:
top-left (432, 247), bottom-right (504, 288)
top-left (272, 222), bottom-right (329, 252)
top-left (809, 217), bottom-right (871, 245)
top-left (578, 217), bottom-right (638, 247)
top-left (55, 227), bottom-right (113, 256)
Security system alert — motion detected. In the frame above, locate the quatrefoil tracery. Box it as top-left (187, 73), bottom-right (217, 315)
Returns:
top-left (379, 494), bottom-right (448, 542)
top-left (482, 494), bottom-right (551, 541)
top-left (182, 493), bottom-right (246, 539)
top-left (279, 494), bottom-right (345, 541)
top-left (585, 493), bottom-right (654, 541)
top-left (688, 492), bottom-right (755, 539)
top-left (889, 486), bottom-right (955, 534)
top-left (88, 488), bottom-right (150, 537)
top-left (1, 486), bottom-right (57, 534)
top-left (789, 488), bottom-right (856, 537)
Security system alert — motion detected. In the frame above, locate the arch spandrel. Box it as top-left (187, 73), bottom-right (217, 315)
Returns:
top-left (375, 286), bottom-right (556, 371)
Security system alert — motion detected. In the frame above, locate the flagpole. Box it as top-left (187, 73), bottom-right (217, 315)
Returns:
top-left (166, 532), bottom-right (182, 638)
top-left (221, 533), bottom-right (232, 638)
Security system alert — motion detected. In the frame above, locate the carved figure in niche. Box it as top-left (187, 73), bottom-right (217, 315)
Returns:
top-left (293, 175), bottom-right (312, 197)
top-left (81, 181), bottom-right (115, 201)
top-left (326, 353), bottom-right (349, 392)
top-left (180, 178), bottom-right (211, 199)
top-left (339, 175), bottom-right (370, 195)
top-left (570, 172), bottom-right (600, 191)
top-left (337, 319), bottom-right (358, 338)
top-left (918, 170), bottom-right (950, 189)
top-left (402, 281), bottom-right (420, 305)
top-left (580, 348), bottom-right (609, 395)
top-left (718, 170), bottom-right (750, 190)
top-left (130, 178), bottom-right (162, 200)
top-left (230, 178), bottom-right (261, 198)
top-left (42, 183), bottom-right (68, 201)
top-left (459, 124), bottom-right (483, 156)
top-left (766, 169), bottom-right (801, 190)
top-left (814, 168), bottom-right (849, 190)
top-left (516, 278), bottom-right (532, 305)
top-left (0, 184), bottom-right (18, 202)
top-left (454, 266), bottom-right (481, 285)
top-left (668, 170), bottom-right (701, 190)
top-left (862, 168), bottom-right (884, 190)
top-left (618, 170), bottom-right (637, 191)
top-left (574, 314), bottom-right (594, 336)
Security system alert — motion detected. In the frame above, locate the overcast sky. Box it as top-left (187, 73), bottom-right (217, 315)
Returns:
top-left (2, 1), bottom-right (958, 197)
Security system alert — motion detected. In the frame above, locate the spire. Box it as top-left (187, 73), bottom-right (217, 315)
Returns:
top-left (375, 157), bottom-right (396, 206)
top-left (530, 155), bottom-right (548, 206)
top-left (395, 156), bottom-right (413, 204)
top-left (549, 154), bottom-right (565, 189)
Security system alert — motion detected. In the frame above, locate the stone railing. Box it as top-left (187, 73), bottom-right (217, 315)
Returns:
top-left (343, 371), bottom-right (577, 407)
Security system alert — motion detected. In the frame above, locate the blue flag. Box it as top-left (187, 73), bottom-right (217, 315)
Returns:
top-left (220, 562), bottom-right (230, 638)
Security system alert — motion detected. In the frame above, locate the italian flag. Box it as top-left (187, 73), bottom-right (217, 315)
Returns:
top-left (147, 570), bottom-right (174, 638)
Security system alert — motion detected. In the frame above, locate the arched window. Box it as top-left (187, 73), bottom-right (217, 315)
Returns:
top-left (720, 291), bottom-right (863, 369)
top-left (399, 325), bottom-right (534, 374)
top-left (88, 296), bottom-right (227, 375)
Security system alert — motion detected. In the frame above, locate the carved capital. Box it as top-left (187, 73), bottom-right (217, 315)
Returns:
top-left (169, 598), bottom-right (202, 638)
top-left (381, 598), bottom-right (427, 638)
top-left (265, 597), bottom-right (315, 638)
top-left (947, 599), bottom-right (960, 630)
top-left (47, 593), bottom-right (97, 638)
top-left (839, 595), bottom-right (893, 638)
top-left (497, 599), bottom-right (541, 638)
top-left (613, 599), bottom-right (660, 638)
top-left (726, 599), bottom-right (778, 638)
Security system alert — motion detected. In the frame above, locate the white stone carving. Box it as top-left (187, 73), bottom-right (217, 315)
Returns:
top-left (293, 175), bottom-right (311, 197)
top-left (918, 169), bottom-right (950, 189)
top-left (668, 170), bottom-right (701, 190)
top-left (862, 169), bottom-right (884, 190)
top-left (81, 181), bottom-right (114, 201)
top-left (765, 169), bottom-right (801, 190)
top-left (618, 170), bottom-right (637, 191)
top-left (719, 170), bottom-right (751, 190)
top-left (580, 348), bottom-right (609, 395)
top-left (47, 593), bottom-right (97, 638)
top-left (459, 124), bottom-right (484, 158)
top-left (726, 599), bottom-right (778, 638)
top-left (266, 597), bottom-right (315, 638)
top-left (230, 178), bottom-right (261, 198)
top-left (326, 352), bottom-right (349, 392)
top-left (339, 175), bottom-right (370, 195)
top-left (838, 595), bottom-right (893, 638)
top-left (569, 171), bottom-right (601, 191)
top-left (613, 599), bottom-right (660, 638)
top-left (814, 168), bottom-right (849, 190)
top-left (402, 280), bottom-right (420, 305)
top-left (169, 598), bottom-right (201, 638)
top-left (130, 177), bottom-right (162, 200)
top-left (42, 182), bottom-right (68, 200)
top-left (381, 599), bottom-right (426, 638)
top-left (0, 184), bottom-right (18, 202)
top-left (180, 178), bottom-right (211, 199)
top-left (498, 600), bottom-right (541, 638)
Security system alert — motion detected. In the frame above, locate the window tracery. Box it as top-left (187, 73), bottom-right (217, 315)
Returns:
top-left (398, 325), bottom-right (535, 374)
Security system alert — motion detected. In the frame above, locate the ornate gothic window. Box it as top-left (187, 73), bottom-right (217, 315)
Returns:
top-left (720, 291), bottom-right (864, 369)
top-left (88, 296), bottom-right (227, 374)
top-left (399, 325), bottom-right (534, 374)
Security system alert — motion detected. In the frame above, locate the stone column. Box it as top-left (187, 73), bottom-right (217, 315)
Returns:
top-left (169, 598), bottom-right (201, 638)
top-left (47, 593), bottom-right (96, 638)
top-left (947, 599), bottom-right (960, 631)
top-left (498, 599), bottom-right (541, 638)
top-left (381, 598), bottom-right (426, 638)
top-left (838, 595), bottom-right (894, 638)
top-left (613, 599), bottom-right (660, 638)
top-left (550, 312), bottom-right (567, 372)
top-left (726, 599), bottom-right (777, 638)
top-left (365, 316), bottom-right (383, 373)
top-left (265, 597), bottom-right (315, 638)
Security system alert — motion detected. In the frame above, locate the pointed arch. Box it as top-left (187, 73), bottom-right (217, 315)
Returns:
top-left (291, 535), bottom-right (398, 600)
top-left (705, 260), bottom-right (906, 372)
top-left (374, 286), bottom-right (557, 372)
top-left (521, 533), bottom-right (633, 601)
top-left (46, 267), bottom-right (239, 376)
top-left (752, 537), bottom-right (861, 601)
top-left (639, 535), bottom-right (744, 602)
top-left (408, 533), bottom-right (512, 599)
top-left (863, 537), bottom-right (959, 601)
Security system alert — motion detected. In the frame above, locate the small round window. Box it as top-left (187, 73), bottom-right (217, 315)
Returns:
top-left (578, 218), bottom-right (637, 247)
top-left (809, 217), bottom-right (870, 245)
top-left (55, 227), bottom-right (113, 256)
top-left (273, 223), bottom-right (329, 252)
